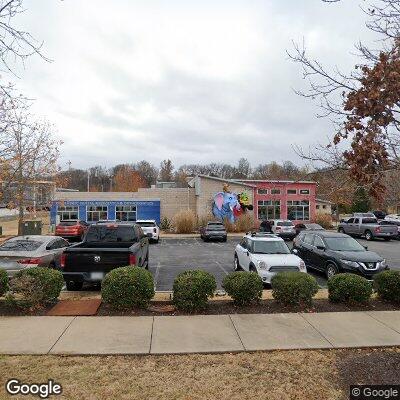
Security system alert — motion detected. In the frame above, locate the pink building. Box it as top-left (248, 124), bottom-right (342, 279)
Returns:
top-left (238, 180), bottom-right (317, 223)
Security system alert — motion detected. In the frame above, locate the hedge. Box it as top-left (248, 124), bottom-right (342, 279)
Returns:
top-left (222, 272), bottom-right (263, 306)
top-left (0, 269), bottom-right (8, 297)
top-left (328, 273), bottom-right (372, 304)
top-left (374, 270), bottom-right (400, 303)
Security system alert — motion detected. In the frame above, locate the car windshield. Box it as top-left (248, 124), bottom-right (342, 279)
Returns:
top-left (59, 221), bottom-right (78, 226)
top-left (207, 224), bottom-right (225, 231)
top-left (253, 241), bottom-right (290, 254)
top-left (0, 240), bottom-right (42, 251)
top-left (85, 225), bottom-right (137, 242)
top-left (305, 224), bottom-right (323, 230)
top-left (277, 221), bottom-right (293, 227)
top-left (136, 222), bottom-right (156, 227)
top-left (324, 237), bottom-right (365, 252)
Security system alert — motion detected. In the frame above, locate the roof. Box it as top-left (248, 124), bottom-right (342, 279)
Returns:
top-left (244, 232), bottom-right (283, 241)
top-left (188, 175), bottom-right (256, 188)
top-left (53, 191), bottom-right (160, 202)
top-left (303, 231), bottom-right (348, 238)
top-left (316, 198), bottom-right (333, 204)
top-left (238, 179), bottom-right (316, 184)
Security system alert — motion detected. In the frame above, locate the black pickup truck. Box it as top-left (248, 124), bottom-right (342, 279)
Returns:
top-left (61, 222), bottom-right (149, 290)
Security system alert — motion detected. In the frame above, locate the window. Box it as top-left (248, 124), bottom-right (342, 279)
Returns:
top-left (116, 205), bottom-right (137, 221)
top-left (87, 206), bottom-right (108, 222)
top-left (271, 189), bottom-right (281, 195)
top-left (313, 236), bottom-right (325, 248)
top-left (347, 218), bottom-right (354, 223)
top-left (240, 238), bottom-right (247, 249)
top-left (86, 225), bottom-right (137, 243)
top-left (257, 188), bottom-right (268, 195)
top-left (47, 238), bottom-right (69, 250)
top-left (322, 205), bottom-right (326, 209)
top-left (299, 189), bottom-right (310, 195)
top-left (287, 200), bottom-right (310, 221)
top-left (287, 189), bottom-right (297, 195)
top-left (354, 218), bottom-right (359, 224)
top-left (303, 234), bottom-right (314, 245)
top-left (316, 205), bottom-right (320, 210)
top-left (258, 200), bottom-right (280, 220)
top-left (57, 206), bottom-right (79, 221)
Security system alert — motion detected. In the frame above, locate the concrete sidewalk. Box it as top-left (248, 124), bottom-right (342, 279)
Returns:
top-left (1, 311), bottom-right (400, 355)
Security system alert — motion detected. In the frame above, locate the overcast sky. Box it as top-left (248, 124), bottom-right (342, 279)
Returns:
top-left (12, 0), bottom-right (378, 170)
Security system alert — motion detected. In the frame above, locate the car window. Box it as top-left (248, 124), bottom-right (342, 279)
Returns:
top-left (253, 241), bottom-right (290, 254)
top-left (347, 218), bottom-right (354, 223)
top-left (325, 237), bottom-right (365, 251)
top-left (362, 218), bottom-right (378, 224)
top-left (353, 218), bottom-right (359, 224)
top-left (240, 238), bottom-right (247, 249)
top-left (47, 239), bottom-right (67, 250)
top-left (207, 224), bottom-right (225, 231)
top-left (303, 234), bottom-right (314, 245)
top-left (0, 240), bottom-right (43, 251)
top-left (59, 221), bottom-right (78, 226)
top-left (313, 236), bottom-right (325, 248)
top-left (277, 221), bottom-right (294, 226)
top-left (136, 222), bottom-right (156, 227)
top-left (85, 225), bottom-right (137, 242)
top-left (246, 238), bottom-right (252, 252)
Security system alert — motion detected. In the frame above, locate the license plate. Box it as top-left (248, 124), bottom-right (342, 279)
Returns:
top-left (90, 272), bottom-right (104, 280)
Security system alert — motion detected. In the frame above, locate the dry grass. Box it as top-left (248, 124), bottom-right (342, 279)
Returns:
top-left (1, 348), bottom-right (399, 399)
top-left (173, 210), bottom-right (197, 234)
top-left (0, 212), bottom-right (50, 236)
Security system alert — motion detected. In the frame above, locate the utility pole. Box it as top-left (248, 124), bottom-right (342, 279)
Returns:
top-left (87, 170), bottom-right (90, 192)
top-left (67, 160), bottom-right (72, 171)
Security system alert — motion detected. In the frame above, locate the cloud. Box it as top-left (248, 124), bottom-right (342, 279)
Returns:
top-left (11, 0), bottom-right (379, 170)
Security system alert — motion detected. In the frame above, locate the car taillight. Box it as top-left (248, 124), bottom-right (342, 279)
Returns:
top-left (129, 254), bottom-right (137, 265)
top-left (153, 228), bottom-right (157, 233)
top-left (61, 254), bottom-right (66, 268)
top-left (17, 257), bottom-right (42, 265)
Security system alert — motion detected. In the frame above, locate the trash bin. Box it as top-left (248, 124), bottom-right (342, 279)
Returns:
top-left (19, 220), bottom-right (42, 235)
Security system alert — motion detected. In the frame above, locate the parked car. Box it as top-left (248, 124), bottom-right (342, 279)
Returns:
top-left (234, 232), bottom-right (306, 284)
top-left (338, 216), bottom-right (397, 241)
top-left (270, 219), bottom-right (296, 240)
top-left (135, 220), bottom-right (160, 243)
top-left (372, 210), bottom-right (387, 220)
top-left (200, 221), bottom-right (227, 242)
top-left (294, 223), bottom-right (325, 236)
top-left (353, 212), bottom-right (376, 218)
top-left (61, 222), bottom-right (149, 290)
top-left (292, 231), bottom-right (388, 279)
top-left (379, 220), bottom-right (400, 239)
top-left (55, 220), bottom-right (89, 241)
top-left (385, 214), bottom-right (400, 222)
top-left (0, 235), bottom-right (69, 277)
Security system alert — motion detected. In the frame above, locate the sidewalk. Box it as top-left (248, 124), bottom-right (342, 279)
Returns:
top-left (1, 311), bottom-right (400, 355)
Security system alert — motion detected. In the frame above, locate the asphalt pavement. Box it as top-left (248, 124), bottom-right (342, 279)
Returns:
top-left (149, 237), bottom-right (400, 291)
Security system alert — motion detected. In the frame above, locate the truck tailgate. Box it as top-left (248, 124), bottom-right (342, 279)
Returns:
top-left (63, 248), bottom-right (130, 273)
top-left (379, 225), bottom-right (398, 234)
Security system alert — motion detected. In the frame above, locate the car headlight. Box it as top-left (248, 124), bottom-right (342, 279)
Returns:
top-left (299, 260), bottom-right (306, 271)
top-left (341, 260), bottom-right (359, 268)
top-left (378, 259), bottom-right (386, 268)
top-left (257, 261), bottom-right (268, 270)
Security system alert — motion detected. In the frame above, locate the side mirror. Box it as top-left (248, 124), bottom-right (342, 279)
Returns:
top-left (292, 248), bottom-right (299, 255)
top-left (364, 245), bottom-right (368, 250)
top-left (316, 245), bottom-right (325, 251)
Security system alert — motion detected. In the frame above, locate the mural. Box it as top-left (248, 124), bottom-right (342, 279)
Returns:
top-left (212, 184), bottom-right (253, 223)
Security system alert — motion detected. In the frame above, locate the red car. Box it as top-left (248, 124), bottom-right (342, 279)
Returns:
top-left (55, 220), bottom-right (89, 241)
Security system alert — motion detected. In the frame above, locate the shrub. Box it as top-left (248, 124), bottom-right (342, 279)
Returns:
top-left (196, 214), bottom-right (215, 231)
top-left (328, 273), bottom-right (372, 304)
top-left (374, 270), bottom-right (400, 303)
top-left (271, 272), bottom-right (318, 307)
top-left (102, 266), bottom-right (155, 309)
top-left (173, 270), bottom-right (216, 312)
top-left (0, 269), bottom-right (8, 297)
top-left (222, 272), bottom-right (263, 306)
top-left (8, 267), bottom-right (63, 308)
top-left (160, 217), bottom-right (173, 231)
top-left (173, 210), bottom-right (196, 234)
top-left (314, 214), bottom-right (333, 229)
top-left (235, 213), bottom-right (257, 233)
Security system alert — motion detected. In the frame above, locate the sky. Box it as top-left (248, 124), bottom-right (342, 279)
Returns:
top-left (10, 0), bottom-right (379, 171)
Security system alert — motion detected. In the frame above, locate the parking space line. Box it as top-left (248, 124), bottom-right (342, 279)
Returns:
top-left (153, 262), bottom-right (162, 290)
top-left (215, 260), bottom-right (230, 275)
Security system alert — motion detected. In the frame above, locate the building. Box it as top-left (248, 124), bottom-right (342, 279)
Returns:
top-left (316, 198), bottom-right (333, 215)
top-left (51, 174), bottom-right (317, 224)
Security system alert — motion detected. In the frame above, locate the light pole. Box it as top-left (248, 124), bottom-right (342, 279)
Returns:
top-left (87, 170), bottom-right (90, 192)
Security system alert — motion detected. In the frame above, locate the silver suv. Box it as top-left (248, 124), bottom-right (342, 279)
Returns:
top-left (270, 219), bottom-right (296, 240)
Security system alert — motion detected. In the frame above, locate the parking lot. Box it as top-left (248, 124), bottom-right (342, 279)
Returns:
top-left (149, 237), bottom-right (400, 291)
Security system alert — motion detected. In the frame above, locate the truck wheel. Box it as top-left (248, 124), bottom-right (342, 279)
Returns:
top-left (338, 227), bottom-right (345, 233)
top-left (66, 281), bottom-right (83, 291)
top-left (365, 230), bottom-right (373, 241)
top-left (326, 263), bottom-right (338, 280)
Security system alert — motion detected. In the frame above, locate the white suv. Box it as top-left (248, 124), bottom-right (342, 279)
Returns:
top-left (234, 232), bottom-right (307, 284)
top-left (271, 219), bottom-right (296, 240)
top-left (136, 220), bottom-right (160, 243)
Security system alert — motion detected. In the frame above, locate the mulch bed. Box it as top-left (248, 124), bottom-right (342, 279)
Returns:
top-left (1, 298), bottom-right (399, 317)
top-left (46, 299), bottom-right (102, 316)
top-left (97, 298), bottom-right (400, 317)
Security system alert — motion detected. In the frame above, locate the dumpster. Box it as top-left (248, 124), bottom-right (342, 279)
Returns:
top-left (19, 220), bottom-right (42, 235)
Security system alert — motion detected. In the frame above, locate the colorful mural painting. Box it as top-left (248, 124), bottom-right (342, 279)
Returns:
top-left (212, 184), bottom-right (253, 223)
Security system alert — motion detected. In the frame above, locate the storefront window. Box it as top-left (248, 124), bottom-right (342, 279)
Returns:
top-left (287, 189), bottom-right (297, 195)
top-left (258, 200), bottom-right (280, 220)
top-left (116, 205), bottom-right (137, 221)
top-left (271, 189), bottom-right (281, 195)
top-left (287, 200), bottom-right (310, 220)
top-left (57, 206), bottom-right (79, 221)
top-left (257, 188), bottom-right (268, 195)
top-left (87, 206), bottom-right (108, 222)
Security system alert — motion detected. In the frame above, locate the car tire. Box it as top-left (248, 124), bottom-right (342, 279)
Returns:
top-left (66, 281), bottom-right (83, 291)
top-left (223, 237), bottom-right (227, 242)
top-left (384, 238), bottom-right (391, 241)
top-left (365, 230), bottom-right (373, 241)
top-left (326, 263), bottom-right (338, 280)
top-left (234, 254), bottom-right (241, 271)
top-left (338, 227), bottom-right (345, 234)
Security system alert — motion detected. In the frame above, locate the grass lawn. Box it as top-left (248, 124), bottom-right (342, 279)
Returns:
top-left (1, 348), bottom-right (400, 399)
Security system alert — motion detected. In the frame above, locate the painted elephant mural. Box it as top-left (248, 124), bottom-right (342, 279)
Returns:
top-left (212, 184), bottom-right (253, 224)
